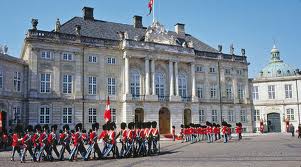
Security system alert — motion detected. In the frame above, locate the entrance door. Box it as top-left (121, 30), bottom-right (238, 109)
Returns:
top-left (184, 109), bottom-right (192, 126)
top-left (135, 108), bottom-right (144, 123)
top-left (267, 113), bottom-right (281, 132)
top-left (159, 108), bottom-right (170, 134)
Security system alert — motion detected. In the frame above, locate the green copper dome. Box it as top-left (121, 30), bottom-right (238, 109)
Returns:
top-left (258, 45), bottom-right (297, 78)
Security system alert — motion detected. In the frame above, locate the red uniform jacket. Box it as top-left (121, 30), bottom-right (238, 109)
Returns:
top-left (207, 127), bottom-right (213, 134)
top-left (99, 130), bottom-right (108, 140)
top-left (39, 132), bottom-right (47, 146)
top-left (89, 131), bottom-right (96, 144)
top-left (140, 129), bottom-right (145, 139)
top-left (108, 130), bottom-right (116, 145)
top-left (47, 133), bottom-right (55, 145)
top-left (12, 133), bottom-right (19, 147)
top-left (121, 129), bottom-right (127, 142)
top-left (222, 126), bottom-right (227, 134)
top-left (73, 132), bottom-right (81, 146)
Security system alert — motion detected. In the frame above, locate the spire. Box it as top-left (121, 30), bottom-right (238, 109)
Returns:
top-left (270, 44), bottom-right (281, 63)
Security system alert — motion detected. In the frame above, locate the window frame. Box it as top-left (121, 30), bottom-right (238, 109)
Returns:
top-left (88, 76), bottom-right (97, 95)
top-left (111, 108), bottom-right (116, 123)
top-left (88, 108), bottom-right (97, 123)
top-left (62, 52), bottom-right (73, 61)
top-left (285, 84), bottom-right (292, 99)
top-left (12, 106), bottom-right (21, 124)
top-left (286, 108), bottom-right (294, 121)
top-left (228, 110), bottom-right (234, 122)
top-left (39, 106), bottom-right (50, 124)
top-left (212, 110), bottom-right (218, 122)
top-left (268, 85), bottom-right (275, 99)
top-left (40, 73), bottom-right (51, 93)
top-left (0, 71), bottom-right (3, 89)
top-left (253, 110), bottom-right (260, 122)
top-left (13, 72), bottom-right (21, 92)
top-left (107, 77), bottom-right (116, 95)
top-left (88, 55), bottom-right (97, 63)
top-left (252, 86), bottom-right (259, 100)
top-left (210, 84), bottom-right (217, 99)
top-left (41, 50), bottom-right (52, 60)
top-left (62, 107), bottom-right (73, 124)
top-left (240, 110), bottom-right (247, 122)
top-left (107, 57), bottom-right (116, 64)
top-left (63, 74), bottom-right (73, 94)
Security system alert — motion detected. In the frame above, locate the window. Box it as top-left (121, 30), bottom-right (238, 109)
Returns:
top-left (210, 84), bottom-right (217, 99)
top-left (40, 73), bottom-right (51, 93)
top-left (240, 110), bottom-right (247, 122)
top-left (40, 107), bottom-right (50, 124)
top-left (41, 51), bottom-right (51, 59)
top-left (0, 71), bottom-right (3, 89)
top-left (253, 110), bottom-right (260, 122)
top-left (107, 77), bottom-right (116, 95)
top-left (212, 110), bottom-right (218, 122)
top-left (107, 57), bottom-right (116, 64)
top-left (209, 67), bottom-right (216, 73)
top-left (111, 108), bottom-right (116, 123)
top-left (285, 84), bottom-right (292, 99)
top-left (62, 108), bottom-right (73, 124)
top-left (286, 109), bottom-right (294, 121)
top-left (238, 84), bottom-right (244, 100)
top-left (252, 86), bottom-right (259, 100)
top-left (88, 108), bottom-right (97, 123)
top-left (237, 69), bottom-right (243, 75)
top-left (197, 85), bottom-right (204, 99)
top-left (225, 69), bottom-right (231, 75)
top-left (228, 110), bottom-right (234, 122)
top-left (88, 76), bottom-right (97, 95)
top-left (63, 75), bottom-right (73, 94)
top-left (178, 75), bottom-right (187, 97)
top-left (268, 85), bottom-right (275, 99)
top-left (13, 72), bottom-right (21, 92)
top-left (88, 55), bottom-right (97, 63)
top-left (226, 85), bottom-right (232, 99)
top-left (199, 110), bottom-right (205, 123)
top-left (63, 53), bottom-right (73, 61)
top-left (196, 66), bottom-right (203, 72)
top-left (12, 107), bottom-right (21, 124)
top-left (130, 71), bottom-right (140, 98)
top-left (155, 73), bottom-right (165, 98)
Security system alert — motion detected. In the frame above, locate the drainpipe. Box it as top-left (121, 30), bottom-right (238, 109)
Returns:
top-left (82, 47), bottom-right (85, 129)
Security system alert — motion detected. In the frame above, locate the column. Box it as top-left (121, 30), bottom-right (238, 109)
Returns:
top-left (233, 78), bottom-right (238, 103)
top-left (191, 63), bottom-right (196, 97)
top-left (151, 59), bottom-right (156, 95)
top-left (169, 61), bottom-right (174, 96)
top-left (145, 58), bottom-right (150, 95)
top-left (175, 62), bottom-right (179, 96)
top-left (124, 56), bottom-right (130, 94)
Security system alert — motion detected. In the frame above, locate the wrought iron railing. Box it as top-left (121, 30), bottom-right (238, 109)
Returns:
top-left (132, 94), bottom-right (145, 101)
top-left (158, 95), bottom-right (169, 102)
top-left (181, 96), bottom-right (192, 102)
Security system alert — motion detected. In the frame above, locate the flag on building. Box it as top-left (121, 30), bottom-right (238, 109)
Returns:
top-left (104, 96), bottom-right (111, 123)
top-left (148, 0), bottom-right (154, 16)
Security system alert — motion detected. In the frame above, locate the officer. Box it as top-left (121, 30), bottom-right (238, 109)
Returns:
top-left (21, 125), bottom-right (35, 162)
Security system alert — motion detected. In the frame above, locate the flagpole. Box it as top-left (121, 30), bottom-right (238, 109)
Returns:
top-left (153, 0), bottom-right (155, 23)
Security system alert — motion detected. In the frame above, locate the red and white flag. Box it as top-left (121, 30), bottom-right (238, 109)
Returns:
top-left (148, 0), bottom-right (154, 16)
top-left (104, 96), bottom-right (111, 123)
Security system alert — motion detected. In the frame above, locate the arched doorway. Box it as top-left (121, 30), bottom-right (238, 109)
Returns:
top-left (267, 113), bottom-right (281, 132)
top-left (135, 108), bottom-right (144, 123)
top-left (184, 109), bottom-right (192, 126)
top-left (0, 103), bottom-right (7, 131)
top-left (159, 107), bottom-right (170, 134)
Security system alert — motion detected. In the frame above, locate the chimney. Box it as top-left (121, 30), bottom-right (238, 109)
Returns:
top-left (175, 23), bottom-right (185, 38)
top-left (133, 15), bottom-right (143, 28)
top-left (82, 7), bottom-right (94, 20)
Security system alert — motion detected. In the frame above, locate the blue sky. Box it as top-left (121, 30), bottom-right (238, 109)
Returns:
top-left (0, 0), bottom-right (300, 77)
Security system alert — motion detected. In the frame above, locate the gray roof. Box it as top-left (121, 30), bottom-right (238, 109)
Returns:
top-left (0, 53), bottom-right (27, 65)
top-left (59, 17), bottom-right (218, 53)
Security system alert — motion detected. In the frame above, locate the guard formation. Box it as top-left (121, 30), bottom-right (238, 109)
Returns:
top-left (8, 121), bottom-right (160, 163)
top-left (180, 121), bottom-right (243, 144)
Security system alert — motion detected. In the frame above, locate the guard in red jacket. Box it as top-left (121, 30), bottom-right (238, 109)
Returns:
top-left (37, 125), bottom-right (51, 162)
top-left (59, 124), bottom-right (71, 160)
top-left (21, 125), bottom-right (35, 162)
top-left (222, 121), bottom-right (228, 143)
top-left (32, 125), bottom-right (41, 161)
top-left (235, 122), bottom-right (243, 140)
top-left (11, 125), bottom-right (22, 161)
top-left (84, 123), bottom-right (101, 160)
top-left (102, 122), bottom-right (118, 158)
top-left (119, 122), bottom-right (127, 157)
top-left (69, 123), bottom-right (87, 161)
top-left (49, 125), bottom-right (59, 159)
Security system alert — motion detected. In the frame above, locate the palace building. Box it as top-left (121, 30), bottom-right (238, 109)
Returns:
top-left (0, 7), bottom-right (253, 134)
top-left (250, 45), bottom-right (301, 133)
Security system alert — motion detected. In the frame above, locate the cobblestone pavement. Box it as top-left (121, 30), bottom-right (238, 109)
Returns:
top-left (0, 133), bottom-right (300, 167)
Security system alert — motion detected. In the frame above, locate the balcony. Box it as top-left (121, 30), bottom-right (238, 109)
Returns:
top-left (158, 95), bottom-right (170, 102)
top-left (132, 94), bottom-right (145, 101)
top-left (181, 96), bottom-right (192, 102)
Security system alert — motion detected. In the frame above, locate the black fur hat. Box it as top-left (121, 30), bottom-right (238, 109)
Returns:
top-left (206, 121), bottom-right (211, 126)
top-left (26, 125), bottom-right (33, 132)
top-left (111, 122), bottom-right (116, 130)
top-left (14, 124), bottom-right (23, 133)
top-left (213, 123), bottom-right (216, 127)
top-left (42, 124), bottom-right (49, 131)
top-left (217, 124), bottom-right (221, 127)
top-left (102, 124), bottom-right (107, 130)
top-left (121, 122), bottom-right (127, 130)
top-left (151, 121), bottom-right (157, 128)
top-left (222, 121), bottom-right (228, 126)
top-left (51, 125), bottom-right (58, 131)
top-left (75, 123), bottom-right (83, 131)
top-left (34, 124), bottom-right (41, 132)
top-left (92, 123), bottom-right (100, 130)
top-left (63, 124), bottom-right (70, 131)
top-left (59, 130), bottom-right (63, 133)
top-left (180, 124), bottom-right (184, 128)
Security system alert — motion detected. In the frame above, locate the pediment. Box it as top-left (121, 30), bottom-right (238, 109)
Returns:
top-left (144, 21), bottom-right (177, 45)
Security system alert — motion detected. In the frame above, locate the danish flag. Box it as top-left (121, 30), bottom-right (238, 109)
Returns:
top-left (104, 96), bottom-right (111, 123)
top-left (148, 0), bottom-right (154, 16)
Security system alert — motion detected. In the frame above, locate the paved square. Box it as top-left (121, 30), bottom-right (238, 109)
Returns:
top-left (0, 134), bottom-right (300, 167)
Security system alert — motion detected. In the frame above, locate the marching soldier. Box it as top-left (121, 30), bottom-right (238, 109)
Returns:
top-left (84, 123), bottom-right (101, 160)
top-left (69, 123), bottom-right (87, 161)
top-left (222, 122), bottom-right (228, 143)
top-left (49, 125), bottom-right (60, 159)
top-left (151, 121), bottom-right (159, 154)
top-left (21, 125), bottom-right (35, 163)
top-left (180, 124), bottom-right (184, 143)
top-left (236, 122), bottom-right (242, 140)
top-left (37, 125), bottom-right (51, 162)
top-left (59, 124), bottom-right (71, 160)
top-left (32, 125), bottom-right (41, 161)
top-left (119, 122), bottom-right (127, 157)
top-left (11, 125), bottom-right (22, 161)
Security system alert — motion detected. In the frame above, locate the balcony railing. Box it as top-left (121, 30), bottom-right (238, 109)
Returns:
top-left (158, 95), bottom-right (169, 102)
top-left (181, 96), bottom-right (192, 102)
top-left (132, 94), bottom-right (145, 101)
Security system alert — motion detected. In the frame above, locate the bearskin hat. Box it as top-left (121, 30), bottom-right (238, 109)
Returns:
top-left (82, 129), bottom-right (86, 133)
top-left (180, 124), bottom-right (184, 128)
top-left (75, 123), bottom-right (83, 131)
top-left (92, 123), bottom-right (100, 130)
top-left (25, 125), bottom-right (33, 132)
top-left (213, 123), bottom-right (216, 127)
top-left (34, 124), bottom-right (41, 132)
top-left (222, 121), bottom-right (228, 126)
top-left (59, 130), bottom-right (63, 133)
top-left (51, 125), bottom-right (58, 131)
top-left (151, 121), bottom-right (157, 128)
top-left (42, 124), bottom-right (49, 131)
top-left (102, 124), bottom-right (107, 130)
top-left (121, 122), bottom-right (127, 130)
top-left (111, 122), bottom-right (116, 130)
top-left (217, 124), bottom-right (221, 127)
top-left (206, 121), bottom-right (211, 126)
top-left (227, 124), bottom-right (232, 128)
top-left (63, 124), bottom-right (70, 131)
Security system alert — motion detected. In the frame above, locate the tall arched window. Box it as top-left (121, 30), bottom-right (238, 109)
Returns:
top-left (130, 70), bottom-right (140, 98)
top-left (178, 74), bottom-right (187, 97)
top-left (155, 72), bottom-right (165, 98)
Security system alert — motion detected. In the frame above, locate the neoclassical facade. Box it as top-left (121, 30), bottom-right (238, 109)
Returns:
top-left (250, 45), bottom-right (301, 132)
top-left (0, 7), bottom-right (253, 134)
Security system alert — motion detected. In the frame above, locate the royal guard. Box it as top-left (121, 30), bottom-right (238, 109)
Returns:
top-left (21, 125), bottom-right (35, 162)
top-left (222, 121), bottom-right (228, 143)
top-left (32, 125), bottom-right (41, 161)
top-left (59, 124), bottom-right (71, 160)
top-left (85, 123), bottom-right (101, 160)
top-left (227, 124), bottom-right (232, 141)
top-left (216, 124), bottom-right (221, 140)
top-left (151, 121), bottom-right (159, 153)
top-left (180, 125), bottom-right (184, 143)
top-left (11, 125), bottom-right (22, 161)
top-left (125, 122), bottom-right (136, 157)
top-left (206, 122), bottom-right (212, 143)
top-left (285, 118), bottom-right (290, 132)
top-left (119, 122), bottom-right (128, 157)
top-left (37, 125), bottom-right (50, 162)
top-left (260, 119), bottom-right (264, 134)
top-left (236, 122), bottom-right (242, 140)
top-left (69, 123), bottom-right (87, 161)
top-left (49, 125), bottom-right (59, 159)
